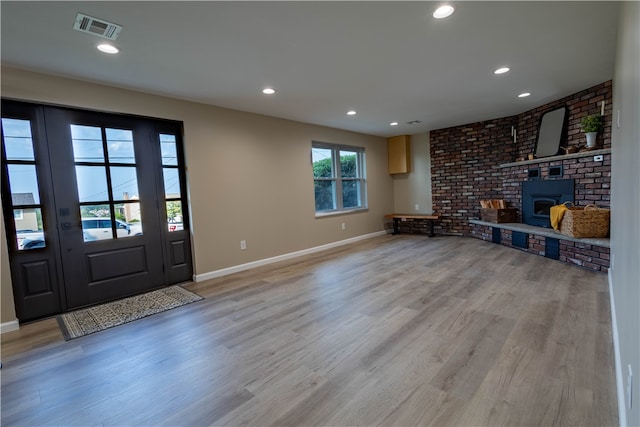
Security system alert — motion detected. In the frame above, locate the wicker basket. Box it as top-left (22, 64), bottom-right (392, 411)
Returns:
top-left (559, 204), bottom-right (610, 238)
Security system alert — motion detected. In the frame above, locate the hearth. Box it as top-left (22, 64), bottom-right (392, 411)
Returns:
top-left (522, 179), bottom-right (574, 227)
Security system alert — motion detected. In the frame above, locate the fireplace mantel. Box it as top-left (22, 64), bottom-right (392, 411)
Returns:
top-left (498, 148), bottom-right (611, 169)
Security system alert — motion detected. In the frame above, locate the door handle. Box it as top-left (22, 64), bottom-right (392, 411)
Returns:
top-left (60, 222), bottom-right (72, 230)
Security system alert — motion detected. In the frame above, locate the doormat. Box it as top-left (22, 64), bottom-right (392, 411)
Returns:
top-left (57, 285), bottom-right (203, 340)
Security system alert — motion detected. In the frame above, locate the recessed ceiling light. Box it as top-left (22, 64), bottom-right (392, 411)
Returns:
top-left (390, 122), bottom-right (399, 126)
top-left (518, 92), bottom-right (531, 98)
top-left (347, 110), bottom-right (357, 116)
top-left (262, 88), bottom-right (275, 95)
top-left (433, 5), bottom-right (454, 19)
top-left (494, 67), bottom-right (510, 74)
top-left (97, 44), bottom-right (119, 54)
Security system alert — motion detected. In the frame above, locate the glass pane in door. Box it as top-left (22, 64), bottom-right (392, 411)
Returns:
top-left (14, 208), bottom-right (45, 250)
top-left (75, 166), bottom-right (109, 202)
top-left (7, 164), bottom-right (41, 204)
top-left (2, 118), bottom-right (35, 160)
top-left (110, 166), bottom-right (139, 201)
top-left (106, 128), bottom-right (136, 164)
top-left (115, 202), bottom-right (143, 237)
top-left (166, 201), bottom-right (183, 232)
top-left (71, 125), bottom-right (104, 162)
top-left (80, 204), bottom-right (113, 242)
top-left (159, 134), bottom-right (178, 166)
top-left (162, 168), bottom-right (181, 197)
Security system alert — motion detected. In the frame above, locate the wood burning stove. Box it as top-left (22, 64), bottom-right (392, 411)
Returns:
top-left (522, 179), bottom-right (574, 227)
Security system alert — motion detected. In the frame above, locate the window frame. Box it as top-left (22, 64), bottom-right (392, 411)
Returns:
top-left (70, 123), bottom-right (141, 241)
top-left (158, 132), bottom-right (188, 233)
top-left (1, 116), bottom-right (48, 251)
top-left (312, 141), bottom-right (367, 216)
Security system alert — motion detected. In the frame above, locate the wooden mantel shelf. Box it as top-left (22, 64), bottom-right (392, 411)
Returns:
top-left (498, 148), bottom-right (611, 169)
top-left (469, 219), bottom-right (610, 248)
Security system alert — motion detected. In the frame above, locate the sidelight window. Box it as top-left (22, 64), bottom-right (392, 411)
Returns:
top-left (159, 133), bottom-right (185, 232)
top-left (1, 118), bottom-right (47, 250)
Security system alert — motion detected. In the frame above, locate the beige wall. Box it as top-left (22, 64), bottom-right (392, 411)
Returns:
top-left (1, 66), bottom-right (395, 323)
top-left (392, 132), bottom-right (433, 214)
top-left (610, 2), bottom-right (640, 425)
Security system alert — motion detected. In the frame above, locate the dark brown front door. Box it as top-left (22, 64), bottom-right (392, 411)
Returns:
top-left (1, 100), bottom-right (193, 321)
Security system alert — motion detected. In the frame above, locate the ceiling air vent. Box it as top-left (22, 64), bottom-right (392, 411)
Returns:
top-left (73, 13), bottom-right (123, 40)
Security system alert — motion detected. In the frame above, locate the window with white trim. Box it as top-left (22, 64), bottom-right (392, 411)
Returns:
top-left (312, 142), bottom-right (366, 213)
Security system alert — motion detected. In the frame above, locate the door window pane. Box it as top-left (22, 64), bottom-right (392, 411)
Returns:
top-left (162, 168), bottom-right (181, 197)
top-left (106, 128), bottom-right (136, 164)
top-left (166, 201), bottom-right (183, 232)
top-left (70, 125), bottom-right (104, 162)
top-left (8, 164), bottom-right (41, 204)
top-left (15, 208), bottom-right (45, 250)
top-left (80, 204), bottom-right (113, 241)
top-left (115, 202), bottom-right (143, 237)
top-left (76, 166), bottom-right (109, 202)
top-left (110, 166), bottom-right (139, 201)
top-left (113, 218), bottom-right (131, 238)
top-left (160, 134), bottom-right (178, 166)
top-left (80, 204), bottom-right (111, 218)
top-left (2, 118), bottom-right (35, 161)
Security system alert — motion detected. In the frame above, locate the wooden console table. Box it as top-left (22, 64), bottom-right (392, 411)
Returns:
top-left (384, 214), bottom-right (440, 237)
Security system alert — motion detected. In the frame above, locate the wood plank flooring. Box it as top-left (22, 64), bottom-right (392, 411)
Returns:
top-left (1, 235), bottom-right (618, 426)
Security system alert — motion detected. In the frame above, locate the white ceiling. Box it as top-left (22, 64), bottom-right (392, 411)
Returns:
top-left (1, 1), bottom-right (620, 137)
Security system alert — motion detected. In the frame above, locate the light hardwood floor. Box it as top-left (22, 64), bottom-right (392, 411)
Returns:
top-left (1, 235), bottom-right (618, 426)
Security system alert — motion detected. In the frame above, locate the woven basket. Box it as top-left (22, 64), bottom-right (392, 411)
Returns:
top-left (559, 203), bottom-right (610, 238)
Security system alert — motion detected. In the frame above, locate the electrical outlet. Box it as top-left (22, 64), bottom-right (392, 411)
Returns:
top-left (240, 240), bottom-right (247, 250)
top-left (341, 223), bottom-right (346, 230)
top-left (415, 204), bottom-right (420, 211)
top-left (594, 155), bottom-right (603, 162)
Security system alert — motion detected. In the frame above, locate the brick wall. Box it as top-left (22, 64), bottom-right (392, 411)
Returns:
top-left (387, 217), bottom-right (435, 235)
top-left (430, 81), bottom-right (612, 272)
top-left (500, 153), bottom-right (612, 222)
top-left (515, 81), bottom-right (613, 159)
top-left (430, 117), bottom-right (517, 235)
top-left (469, 224), bottom-right (610, 272)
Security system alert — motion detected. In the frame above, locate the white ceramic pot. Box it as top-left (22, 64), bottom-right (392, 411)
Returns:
top-left (585, 132), bottom-right (598, 148)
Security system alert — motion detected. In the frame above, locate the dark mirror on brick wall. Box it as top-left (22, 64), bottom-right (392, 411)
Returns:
top-left (534, 107), bottom-right (567, 158)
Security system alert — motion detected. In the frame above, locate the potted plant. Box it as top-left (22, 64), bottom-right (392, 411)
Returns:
top-left (581, 114), bottom-right (603, 148)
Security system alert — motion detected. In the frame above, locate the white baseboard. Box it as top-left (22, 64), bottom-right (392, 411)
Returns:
top-left (0, 319), bottom-right (19, 334)
top-left (608, 269), bottom-right (626, 427)
top-left (194, 231), bottom-right (387, 282)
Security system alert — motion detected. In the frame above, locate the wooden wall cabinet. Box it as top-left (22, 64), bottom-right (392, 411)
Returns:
top-left (387, 135), bottom-right (411, 174)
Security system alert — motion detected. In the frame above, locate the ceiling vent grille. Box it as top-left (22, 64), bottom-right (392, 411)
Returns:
top-left (73, 13), bottom-right (122, 40)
